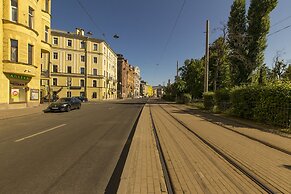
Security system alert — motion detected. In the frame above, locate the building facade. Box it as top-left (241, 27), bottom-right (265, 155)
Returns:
top-left (1, 0), bottom-right (51, 109)
top-left (127, 65), bottom-right (134, 98)
top-left (47, 29), bottom-right (117, 101)
top-left (133, 66), bottom-right (140, 98)
top-left (117, 54), bottom-right (129, 99)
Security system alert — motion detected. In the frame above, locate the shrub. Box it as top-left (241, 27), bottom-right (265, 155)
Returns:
top-left (230, 83), bottom-right (291, 128)
top-left (214, 89), bottom-right (231, 112)
top-left (203, 92), bottom-right (215, 110)
top-left (182, 93), bottom-right (192, 104)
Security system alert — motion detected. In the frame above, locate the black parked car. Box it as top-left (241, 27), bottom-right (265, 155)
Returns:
top-left (44, 97), bottom-right (81, 112)
top-left (73, 96), bottom-right (88, 102)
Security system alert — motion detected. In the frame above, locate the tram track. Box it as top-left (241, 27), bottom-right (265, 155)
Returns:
top-left (149, 103), bottom-right (283, 193)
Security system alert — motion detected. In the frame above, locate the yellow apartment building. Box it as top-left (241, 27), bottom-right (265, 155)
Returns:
top-left (0, 0), bottom-right (51, 109)
top-left (48, 29), bottom-right (117, 100)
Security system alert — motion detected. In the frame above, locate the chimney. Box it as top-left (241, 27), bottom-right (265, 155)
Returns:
top-left (76, 28), bottom-right (80, 35)
top-left (80, 29), bottom-right (85, 36)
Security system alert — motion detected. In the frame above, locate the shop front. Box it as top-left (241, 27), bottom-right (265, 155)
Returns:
top-left (5, 73), bottom-right (33, 105)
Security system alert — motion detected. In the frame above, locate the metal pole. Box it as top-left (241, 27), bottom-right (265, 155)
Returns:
top-left (204, 20), bottom-right (209, 93)
top-left (84, 37), bottom-right (88, 98)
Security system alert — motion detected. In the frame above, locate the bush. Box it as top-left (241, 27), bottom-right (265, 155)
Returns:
top-left (203, 92), bottom-right (215, 110)
top-left (230, 83), bottom-right (291, 128)
top-left (182, 93), bottom-right (192, 104)
top-left (214, 89), bottom-right (231, 112)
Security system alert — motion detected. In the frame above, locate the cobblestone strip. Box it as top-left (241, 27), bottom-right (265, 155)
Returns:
top-left (164, 104), bottom-right (291, 193)
top-left (152, 105), bottom-right (264, 193)
top-left (117, 105), bottom-right (168, 194)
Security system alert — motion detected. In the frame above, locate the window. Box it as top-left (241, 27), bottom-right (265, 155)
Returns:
top-left (67, 39), bottom-right (72, 47)
top-left (28, 7), bottom-right (34, 29)
top-left (45, 0), bottom-right (49, 12)
top-left (11, 0), bottom-right (18, 22)
top-left (53, 78), bottom-right (58, 86)
top-left (53, 52), bottom-right (58, 59)
top-left (67, 91), bottom-right (71, 98)
top-left (80, 80), bottom-right (85, 87)
top-left (80, 41), bottom-right (85, 49)
top-left (67, 66), bottom-right (72, 74)
top-left (67, 54), bottom-right (72, 61)
top-left (53, 65), bottom-right (58, 73)
top-left (45, 26), bottom-right (49, 42)
top-left (93, 57), bottom-right (97, 64)
top-left (81, 55), bottom-right (85, 62)
top-left (80, 67), bottom-right (85, 74)
top-left (93, 68), bottom-right (97, 76)
top-left (93, 44), bottom-right (98, 51)
top-left (53, 37), bottom-right (58, 45)
top-left (92, 92), bottom-right (97, 99)
top-left (93, 80), bottom-right (97, 87)
top-left (10, 39), bottom-right (18, 62)
top-left (28, 44), bottom-right (33, 65)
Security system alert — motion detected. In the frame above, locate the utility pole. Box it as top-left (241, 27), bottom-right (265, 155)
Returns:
top-left (204, 20), bottom-right (210, 93)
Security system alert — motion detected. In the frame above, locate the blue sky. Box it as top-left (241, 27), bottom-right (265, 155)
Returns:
top-left (52, 0), bottom-right (291, 86)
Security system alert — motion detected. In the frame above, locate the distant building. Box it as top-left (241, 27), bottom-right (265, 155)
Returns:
top-left (48, 28), bottom-right (117, 100)
top-left (153, 85), bottom-right (164, 98)
top-left (133, 66), bottom-right (140, 98)
top-left (128, 65), bottom-right (134, 98)
top-left (117, 54), bottom-right (129, 99)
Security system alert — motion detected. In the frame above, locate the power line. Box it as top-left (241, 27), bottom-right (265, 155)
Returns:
top-left (159, 0), bottom-right (186, 63)
top-left (268, 24), bottom-right (291, 37)
top-left (271, 15), bottom-right (291, 28)
top-left (75, 0), bottom-right (106, 39)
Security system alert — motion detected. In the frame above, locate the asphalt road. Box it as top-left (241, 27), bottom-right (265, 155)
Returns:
top-left (0, 99), bottom-right (146, 194)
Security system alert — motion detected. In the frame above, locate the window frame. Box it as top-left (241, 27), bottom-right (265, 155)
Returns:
top-left (11, 0), bottom-right (18, 22)
top-left (53, 65), bottom-right (58, 73)
top-left (80, 79), bottom-right (85, 87)
top-left (45, 26), bottom-right (49, 42)
top-left (93, 68), bottom-right (97, 76)
top-left (67, 53), bottom-right (72, 61)
top-left (81, 55), bottom-right (85, 62)
top-left (28, 7), bottom-right (34, 29)
top-left (67, 66), bottom-right (72, 74)
top-left (80, 67), bottom-right (85, 75)
top-left (93, 57), bottom-right (98, 64)
top-left (93, 80), bottom-right (97, 87)
top-left (52, 78), bottom-right (58, 86)
top-left (67, 39), bottom-right (72, 47)
top-left (53, 37), bottom-right (58, 45)
top-left (28, 44), bottom-right (33, 65)
top-left (10, 39), bottom-right (18, 62)
top-left (53, 52), bottom-right (58, 60)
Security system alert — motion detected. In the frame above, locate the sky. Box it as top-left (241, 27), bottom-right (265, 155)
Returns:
top-left (52, 0), bottom-right (291, 86)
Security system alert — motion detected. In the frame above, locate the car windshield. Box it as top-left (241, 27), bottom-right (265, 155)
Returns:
top-left (57, 98), bottom-right (71, 103)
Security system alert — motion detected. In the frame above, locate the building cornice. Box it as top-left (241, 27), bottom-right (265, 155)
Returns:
top-left (2, 19), bottom-right (39, 37)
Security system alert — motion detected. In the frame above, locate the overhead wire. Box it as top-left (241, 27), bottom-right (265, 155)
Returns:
top-left (75, 0), bottom-right (107, 40)
top-left (268, 24), bottom-right (291, 37)
top-left (158, 0), bottom-right (186, 65)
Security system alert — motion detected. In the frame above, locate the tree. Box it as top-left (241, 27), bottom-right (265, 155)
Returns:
top-left (209, 36), bottom-right (231, 91)
top-left (227, 0), bottom-right (248, 85)
top-left (179, 59), bottom-right (204, 99)
top-left (283, 64), bottom-right (291, 80)
top-left (247, 0), bottom-right (278, 76)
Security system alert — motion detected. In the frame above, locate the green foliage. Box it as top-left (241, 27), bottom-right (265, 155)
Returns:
top-left (182, 93), bottom-right (192, 104)
top-left (214, 89), bottom-right (231, 111)
top-left (283, 65), bottom-right (291, 80)
top-left (230, 83), bottom-right (291, 127)
top-left (209, 37), bottom-right (231, 91)
top-left (227, 0), bottom-right (248, 85)
top-left (203, 92), bottom-right (215, 110)
top-left (247, 0), bottom-right (278, 73)
top-left (179, 59), bottom-right (204, 98)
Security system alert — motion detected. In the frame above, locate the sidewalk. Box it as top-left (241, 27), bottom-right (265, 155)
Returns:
top-left (118, 105), bottom-right (168, 194)
top-left (0, 103), bottom-right (48, 120)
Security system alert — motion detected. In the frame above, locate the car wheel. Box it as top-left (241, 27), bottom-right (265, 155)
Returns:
top-left (66, 106), bottom-right (71, 112)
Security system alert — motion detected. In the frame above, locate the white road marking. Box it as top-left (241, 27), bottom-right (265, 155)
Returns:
top-left (14, 124), bottom-right (67, 143)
